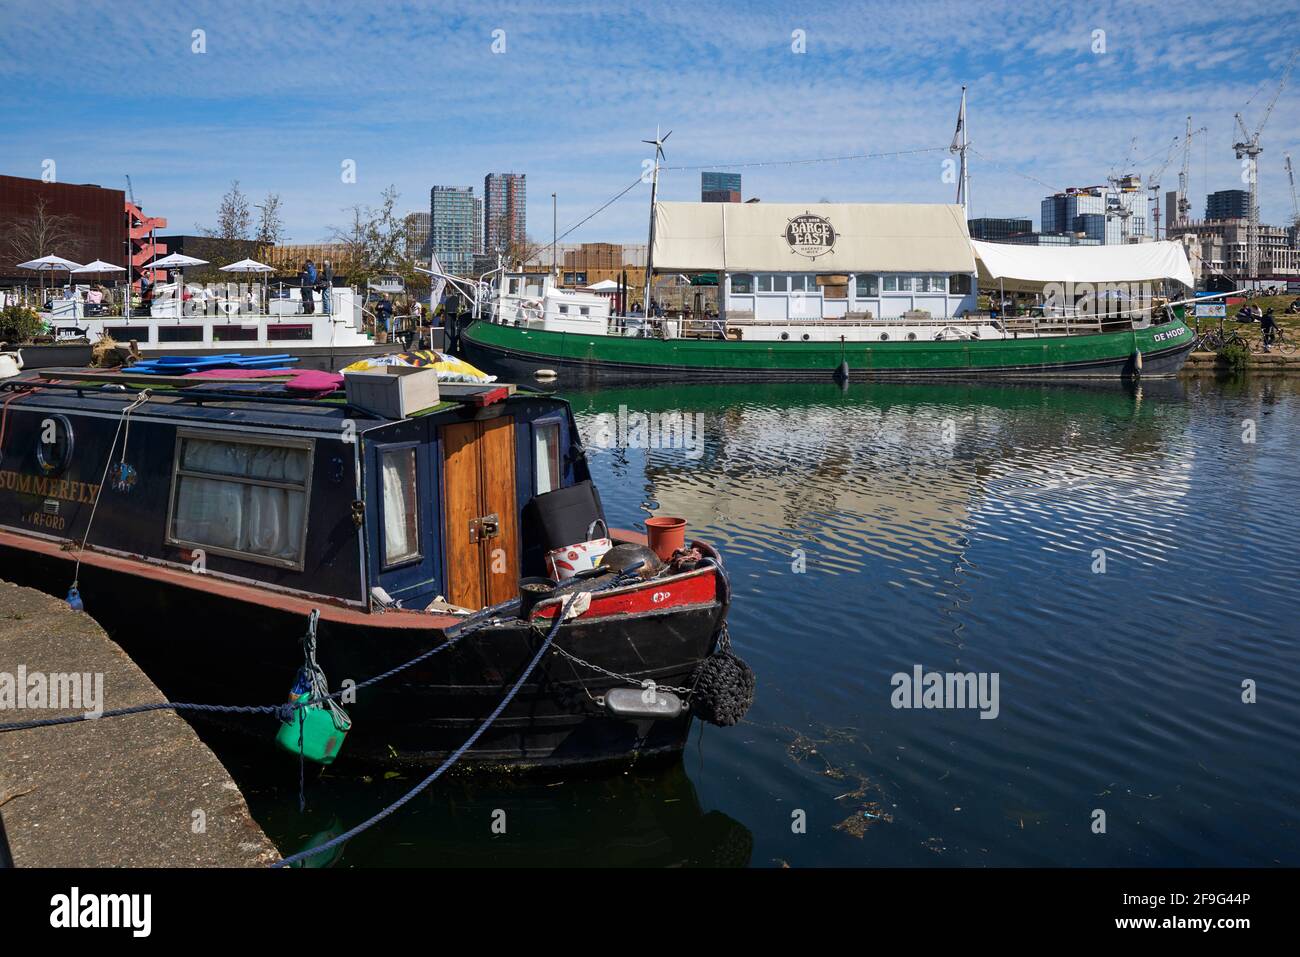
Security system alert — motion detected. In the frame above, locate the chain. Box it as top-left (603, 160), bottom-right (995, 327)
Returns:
top-left (547, 643), bottom-right (694, 697)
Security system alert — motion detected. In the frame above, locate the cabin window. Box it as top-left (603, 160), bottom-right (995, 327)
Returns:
top-left (168, 431), bottom-right (313, 569)
top-left (509, 279), bottom-right (520, 295)
top-left (855, 274), bottom-right (879, 297)
top-left (380, 447), bottom-right (420, 567)
top-left (730, 274), bottom-right (754, 294)
top-left (579, 306), bottom-right (590, 316)
top-left (883, 276), bottom-right (899, 292)
top-left (949, 273), bottom-right (973, 295)
top-left (558, 305), bottom-right (569, 314)
top-left (268, 324), bottom-right (313, 341)
top-left (791, 275), bottom-right (819, 292)
top-left (213, 325), bottom-right (259, 342)
top-left (158, 326), bottom-right (204, 343)
top-left (534, 422), bottom-right (562, 495)
top-left (757, 274), bottom-right (788, 293)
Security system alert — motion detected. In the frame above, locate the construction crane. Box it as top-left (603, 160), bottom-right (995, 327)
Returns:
top-left (1175, 117), bottom-right (1207, 228)
top-left (1286, 154), bottom-right (1299, 229)
top-left (1147, 136), bottom-right (1179, 239)
top-left (1232, 48), bottom-right (1298, 279)
top-left (124, 174), bottom-right (136, 207)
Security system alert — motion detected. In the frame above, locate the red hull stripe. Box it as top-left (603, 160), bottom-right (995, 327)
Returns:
top-left (0, 527), bottom-right (716, 631)
top-left (530, 566), bottom-right (718, 619)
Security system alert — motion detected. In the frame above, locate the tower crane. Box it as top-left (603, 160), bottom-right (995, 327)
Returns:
top-left (1232, 48), bottom-right (1298, 279)
top-left (1176, 117), bottom-right (1207, 227)
top-left (1147, 136), bottom-right (1179, 239)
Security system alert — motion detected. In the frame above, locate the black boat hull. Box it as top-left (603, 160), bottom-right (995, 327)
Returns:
top-left (0, 544), bottom-right (724, 770)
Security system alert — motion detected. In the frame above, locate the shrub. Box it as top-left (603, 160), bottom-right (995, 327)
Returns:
top-left (0, 305), bottom-right (44, 343)
top-left (1218, 340), bottom-right (1250, 373)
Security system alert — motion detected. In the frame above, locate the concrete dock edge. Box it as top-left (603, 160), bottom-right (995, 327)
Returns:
top-left (0, 580), bottom-right (280, 867)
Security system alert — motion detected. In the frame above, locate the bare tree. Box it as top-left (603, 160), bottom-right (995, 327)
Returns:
top-left (256, 193), bottom-right (285, 246)
top-left (215, 180), bottom-right (252, 240)
top-left (327, 185), bottom-right (414, 285)
top-left (2, 198), bottom-right (90, 266)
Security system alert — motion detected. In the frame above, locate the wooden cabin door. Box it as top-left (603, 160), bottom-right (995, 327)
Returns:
top-left (441, 417), bottom-right (520, 609)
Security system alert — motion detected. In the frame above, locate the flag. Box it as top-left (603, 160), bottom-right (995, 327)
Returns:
top-left (428, 249), bottom-right (447, 313)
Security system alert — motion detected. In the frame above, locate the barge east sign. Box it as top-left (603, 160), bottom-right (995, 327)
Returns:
top-left (784, 213), bottom-right (837, 260)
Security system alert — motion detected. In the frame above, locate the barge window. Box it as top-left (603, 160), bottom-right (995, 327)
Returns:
top-left (883, 276), bottom-right (899, 292)
top-left (381, 447), bottom-right (420, 567)
top-left (757, 274), bottom-right (788, 293)
top-left (949, 273), bottom-right (973, 295)
top-left (855, 274), bottom-right (879, 297)
top-left (791, 275), bottom-right (819, 292)
top-left (730, 274), bottom-right (754, 294)
top-left (534, 423), bottom-right (562, 495)
top-left (214, 325), bottom-right (259, 342)
top-left (168, 431), bottom-right (313, 569)
top-left (158, 326), bottom-right (204, 343)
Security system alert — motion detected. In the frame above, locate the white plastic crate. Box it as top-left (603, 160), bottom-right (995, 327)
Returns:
top-left (343, 366), bottom-right (441, 419)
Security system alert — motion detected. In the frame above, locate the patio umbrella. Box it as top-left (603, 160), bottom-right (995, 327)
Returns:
top-left (17, 255), bottom-right (84, 307)
top-left (219, 258), bottom-right (275, 315)
top-left (72, 260), bottom-right (126, 314)
top-left (143, 253), bottom-right (209, 316)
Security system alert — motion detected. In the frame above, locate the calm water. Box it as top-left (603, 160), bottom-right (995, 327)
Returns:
top-left (227, 376), bottom-right (1300, 867)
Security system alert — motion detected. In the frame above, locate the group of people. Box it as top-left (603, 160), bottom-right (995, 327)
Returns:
top-left (299, 260), bottom-right (334, 315)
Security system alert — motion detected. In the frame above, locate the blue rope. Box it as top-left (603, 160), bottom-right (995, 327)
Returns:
top-left (272, 587), bottom-right (587, 868)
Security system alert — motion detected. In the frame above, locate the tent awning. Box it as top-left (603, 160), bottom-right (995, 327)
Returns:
top-left (972, 240), bottom-right (1194, 293)
top-left (651, 202), bottom-right (975, 274)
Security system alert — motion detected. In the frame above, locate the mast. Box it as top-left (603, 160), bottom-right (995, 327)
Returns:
top-left (950, 87), bottom-right (970, 213)
top-left (641, 127), bottom-right (670, 315)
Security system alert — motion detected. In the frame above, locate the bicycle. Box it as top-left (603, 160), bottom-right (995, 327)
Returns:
top-left (1256, 326), bottom-right (1297, 356)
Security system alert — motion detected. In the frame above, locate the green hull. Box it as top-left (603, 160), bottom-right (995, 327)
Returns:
top-left (460, 317), bottom-right (1196, 385)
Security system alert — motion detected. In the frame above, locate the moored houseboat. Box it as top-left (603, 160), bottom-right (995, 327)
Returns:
top-left (0, 368), bottom-right (740, 768)
top-left (458, 203), bottom-right (1198, 385)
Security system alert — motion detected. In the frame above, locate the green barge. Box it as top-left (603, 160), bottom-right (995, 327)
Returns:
top-left (459, 314), bottom-right (1196, 386)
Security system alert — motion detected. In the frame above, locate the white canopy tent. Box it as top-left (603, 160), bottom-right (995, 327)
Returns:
top-left (971, 240), bottom-right (1195, 294)
top-left (651, 202), bottom-right (975, 274)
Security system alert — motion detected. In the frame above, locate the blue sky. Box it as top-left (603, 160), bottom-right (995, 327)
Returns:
top-left (2, 0), bottom-right (1297, 244)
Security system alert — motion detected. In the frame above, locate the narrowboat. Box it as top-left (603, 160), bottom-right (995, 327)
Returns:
top-left (0, 368), bottom-right (739, 768)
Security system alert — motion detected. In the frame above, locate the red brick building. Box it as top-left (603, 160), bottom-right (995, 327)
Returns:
top-left (0, 175), bottom-right (128, 281)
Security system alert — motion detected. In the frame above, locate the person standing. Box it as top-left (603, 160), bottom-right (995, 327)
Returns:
top-left (301, 260), bottom-right (317, 315)
top-left (320, 260), bottom-right (333, 315)
top-left (1260, 308), bottom-right (1279, 351)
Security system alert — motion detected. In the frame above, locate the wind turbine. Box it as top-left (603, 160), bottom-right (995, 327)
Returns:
top-left (642, 126), bottom-right (672, 318)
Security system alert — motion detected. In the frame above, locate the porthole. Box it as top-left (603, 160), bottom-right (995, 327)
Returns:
top-left (35, 414), bottom-right (75, 476)
top-left (801, 333), bottom-right (811, 341)
top-left (907, 332), bottom-right (917, 341)
top-left (780, 332), bottom-right (790, 341)
top-left (880, 332), bottom-right (890, 342)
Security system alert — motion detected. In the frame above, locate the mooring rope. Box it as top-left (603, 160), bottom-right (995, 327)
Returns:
top-left (70, 389), bottom-right (151, 596)
top-left (0, 602), bottom-right (510, 734)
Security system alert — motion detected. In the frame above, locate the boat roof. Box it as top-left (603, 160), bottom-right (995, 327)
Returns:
top-left (2, 371), bottom-right (561, 436)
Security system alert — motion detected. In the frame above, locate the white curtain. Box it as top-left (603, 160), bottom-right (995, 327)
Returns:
top-left (381, 451), bottom-right (417, 565)
top-left (173, 438), bottom-right (309, 561)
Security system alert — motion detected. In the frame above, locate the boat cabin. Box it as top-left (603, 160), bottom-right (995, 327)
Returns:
top-left (0, 375), bottom-right (596, 613)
